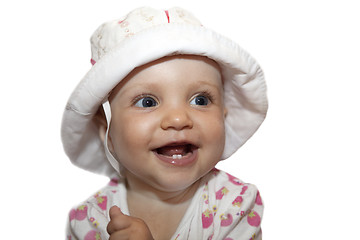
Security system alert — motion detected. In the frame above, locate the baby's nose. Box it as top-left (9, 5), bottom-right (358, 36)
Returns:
top-left (160, 107), bottom-right (193, 131)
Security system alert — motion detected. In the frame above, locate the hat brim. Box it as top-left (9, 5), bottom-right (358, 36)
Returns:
top-left (61, 23), bottom-right (267, 176)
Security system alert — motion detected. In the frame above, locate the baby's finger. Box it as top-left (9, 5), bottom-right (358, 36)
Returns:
top-left (107, 206), bottom-right (130, 235)
top-left (109, 206), bottom-right (123, 219)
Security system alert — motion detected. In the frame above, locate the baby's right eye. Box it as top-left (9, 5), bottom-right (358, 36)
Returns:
top-left (134, 96), bottom-right (158, 108)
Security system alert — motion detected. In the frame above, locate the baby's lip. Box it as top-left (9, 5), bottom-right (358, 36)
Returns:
top-left (153, 141), bottom-right (199, 155)
top-left (155, 143), bottom-right (197, 156)
top-left (152, 141), bottom-right (199, 166)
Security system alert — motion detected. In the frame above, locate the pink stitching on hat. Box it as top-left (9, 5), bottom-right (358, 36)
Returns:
top-left (164, 10), bottom-right (170, 23)
top-left (91, 59), bottom-right (96, 65)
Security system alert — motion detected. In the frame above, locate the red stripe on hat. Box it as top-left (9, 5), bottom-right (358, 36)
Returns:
top-left (164, 10), bottom-right (170, 23)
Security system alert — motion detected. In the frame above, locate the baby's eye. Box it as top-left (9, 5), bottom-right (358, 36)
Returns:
top-left (190, 95), bottom-right (210, 106)
top-left (134, 96), bottom-right (158, 108)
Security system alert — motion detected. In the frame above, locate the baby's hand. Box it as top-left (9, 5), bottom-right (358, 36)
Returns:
top-left (107, 206), bottom-right (154, 240)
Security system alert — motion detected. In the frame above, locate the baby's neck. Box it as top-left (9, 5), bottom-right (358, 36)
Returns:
top-left (125, 173), bottom-right (200, 240)
top-left (125, 171), bottom-right (200, 205)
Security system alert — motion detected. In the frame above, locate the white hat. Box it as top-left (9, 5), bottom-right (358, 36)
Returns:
top-left (61, 7), bottom-right (268, 177)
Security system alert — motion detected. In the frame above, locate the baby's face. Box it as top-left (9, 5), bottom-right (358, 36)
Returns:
top-left (108, 55), bottom-right (226, 192)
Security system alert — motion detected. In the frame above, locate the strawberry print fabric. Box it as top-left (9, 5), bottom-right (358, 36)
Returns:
top-left (66, 169), bottom-right (263, 239)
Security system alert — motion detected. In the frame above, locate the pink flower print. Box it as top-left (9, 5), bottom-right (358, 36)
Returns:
top-left (247, 210), bottom-right (261, 227)
top-left (69, 205), bottom-right (88, 221)
top-left (202, 209), bottom-right (213, 229)
top-left (69, 209), bottom-right (75, 221)
top-left (84, 230), bottom-right (102, 240)
top-left (216, 187), bottom-right (229, 200)
top-left (203, 193), bottom-right (209, 204)
top-left (212, 205), bottom-right (218, 215)
top-left (226, 173), bottom-right (242, 185)
top-left (108, 178), bottom-right (119, 186)
top-left (164, 10), bottom-right (170, 23)
top-left (249, 233), bottom-right (256, 240)
top-left (240, 185), bottom-right (248, 195)
top-left (90, 217), bottom-right (100, 228)
top-left (220, 213), bottom-right (233, 227)
top-left (119, 21), bottom-right (129, 28)
top-left (203, 182), bottom-right (209, 191)
top-left (212, 168), bottom-right (220, 176)
top-left (255, 191), bottom-right (263, 205)
top-left (96, 196), bottom-right (107, 211)
top-left (232, 196), bottom-right (243, 207)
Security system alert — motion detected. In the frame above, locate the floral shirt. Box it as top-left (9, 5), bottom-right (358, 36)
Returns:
top-left (66, 168), bottom-right (263, 240)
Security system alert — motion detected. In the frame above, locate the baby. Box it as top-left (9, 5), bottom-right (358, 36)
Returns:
top-left (62, 7), bottom-right (267, 240)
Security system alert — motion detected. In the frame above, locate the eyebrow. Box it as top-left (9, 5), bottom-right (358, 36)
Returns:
top-left (119, 76), bottom-right (223, 96)
top-left (124, 82), bottom-right (159, 91)
top-left (192, 79), bottom-right (223, 93)
top-left (195, 80), bottom-right (221, 88)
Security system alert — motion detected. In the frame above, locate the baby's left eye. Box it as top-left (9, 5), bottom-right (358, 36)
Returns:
top-left (190, 95), bottom-right (210, 106)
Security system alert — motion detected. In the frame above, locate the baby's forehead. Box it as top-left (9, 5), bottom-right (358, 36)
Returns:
top-left (110, 55), bottom-right (223, 94)
top-left (131, 55), bottom-right (221, 76)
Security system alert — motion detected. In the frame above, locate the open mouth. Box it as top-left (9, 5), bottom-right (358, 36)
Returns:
top-left (153, 143), bottom-right (198, 166)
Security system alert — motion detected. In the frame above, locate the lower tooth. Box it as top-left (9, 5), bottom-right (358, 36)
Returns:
top-left (172, 154), bottom-right (182, 159)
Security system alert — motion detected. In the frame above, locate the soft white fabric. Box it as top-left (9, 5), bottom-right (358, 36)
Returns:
top-left (66, 169), bottom-right (263, 240)
top-left (102, 100), bottom-right (120, 174)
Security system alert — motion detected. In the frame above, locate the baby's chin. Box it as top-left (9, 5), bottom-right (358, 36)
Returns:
top-left (148, 170), bottom-right (208, 194)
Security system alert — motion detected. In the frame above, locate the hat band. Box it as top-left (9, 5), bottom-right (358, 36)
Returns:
top-left (102, 100), bottom-right (121, 173)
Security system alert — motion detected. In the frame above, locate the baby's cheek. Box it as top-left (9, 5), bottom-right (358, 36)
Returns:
top-left (210, 117), bottom-right (226, 137)
top-left (205, 119), bottom-right (226, 151)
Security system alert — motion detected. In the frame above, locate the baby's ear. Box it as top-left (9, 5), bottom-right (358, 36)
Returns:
top-left (94, 107), bottom-right (107, 142)
top-left (98, 124), bottom-right (107, 142)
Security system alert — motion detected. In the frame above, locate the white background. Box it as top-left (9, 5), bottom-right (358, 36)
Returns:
top-left (1, 0), bottom-right (359, 239)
